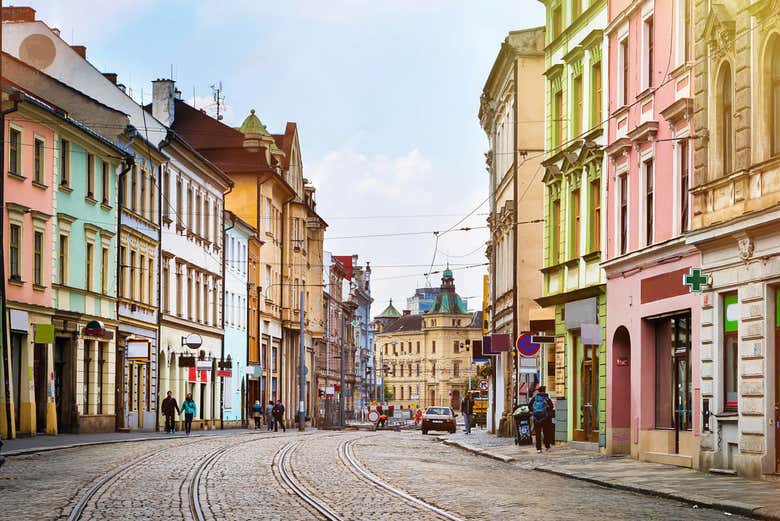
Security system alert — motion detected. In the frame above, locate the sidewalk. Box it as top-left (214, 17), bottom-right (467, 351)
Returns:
top-left (438, 428), bottom-right (780, 520)
top-left (1, 427), bottom-right (264, 456)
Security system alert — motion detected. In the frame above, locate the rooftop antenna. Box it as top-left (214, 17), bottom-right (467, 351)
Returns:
top-left (210, 81), bottom-right (224, 121)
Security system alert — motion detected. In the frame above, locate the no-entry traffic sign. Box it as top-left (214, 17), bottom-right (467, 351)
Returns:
top-left (478, 379), bottom-right (489, 391)
top-left (516, 334), bottom-right (540, 357)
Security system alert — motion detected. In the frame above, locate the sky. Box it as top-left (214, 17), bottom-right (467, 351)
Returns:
top-left (25, 0), bottom-right (546, 315)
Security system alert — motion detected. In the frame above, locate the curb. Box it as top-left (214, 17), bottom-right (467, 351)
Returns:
top-left (534, 466), bottom-right (774, 520)
top-left (440, 437), bottom-right (775, 521)
top-left (3, 428), bottom-right (317, 457)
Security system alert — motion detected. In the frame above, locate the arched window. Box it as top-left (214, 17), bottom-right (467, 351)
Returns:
top-left (770, 37), bottom-right (780, 156)
top-left (718, 63), bottom-right (733, 176)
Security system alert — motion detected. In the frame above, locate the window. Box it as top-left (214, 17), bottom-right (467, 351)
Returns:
top-left (645, 158), bottom-right (654, 245)
top-left (34, 231), bottom-right (43, 286)
top-left (590, 179), bottom-right (600, 251)
top-left (453, 341), bottom-right (460, 354)
top-left (723, 293), bottom-right (738, 411)
top-left (187, 186), bottom-right (193, 230)
top-left (148, 258), bottom-right (154, 306)
top-left (140, 254), bottom-right (148, 302)
top-left (592, 61), bottom-right (602, 128)
top-left (718, 63), bottom-right (734, 176)
top-left (9, 127), bottom-right (23, 176)
top-left (432, 341), bottom-right (436, 353)
top-left (654, 314), bottom-right (692, 430)
top-left (265, 199), bottom-right (271, 234)
top-left (86, 243), bottom-right (94, 291)
top-left (645, 16), bottom-right (654, 88)
top-left (770, 37), bottom-right (780, 156)
top-left (97, 343), bottom-right (105, 414)
top-left (680, 139), bottom-right (690, 233)
top-left (102, 161), bottom-right (110, 205)
top-left (60, 139), bottom-right (70, 186)
top-left (554, 89), bottom-right (564, 146)
top-left (416, 363), bottom-right (420, 377)
top-left (119, 246), bottom-right (126, 297)
top-left (683, 0), bottom-right (690, 61)
top-left (619, 174), bottom-right (628, 255)
top-left (552, 4), bottom-right (562, 38)
top-left (176, 178), bottom-right (183, 225)
top-left (87, 153), bottom-right (95, 198)
top-left (550, 198), bottom-right (561, 263)
top-left (417, 341), bottom-right (420, 353)
top-left (9, 224), bottom-right (21, 281)
top-left (620, 38), bottom-right (629, 105)
top-left (101, 247), bottom-right (109, 294)
top-left (149, 172), bottom-right (156, 223)
top-left (139, 170), bottom-right (146, 218)
top-left (176, 265), bottom-right (183, 317)
top-left (204, 199), bottom-right (211, 242)
top-left (59, 234), bottom-right (69, 284)
top-left (572, 188), bottom-right (581, 257)
top-left (83, 340), bottom-right (91, 414)
top-left (132, 165), bottom-right (140, 212)
top-left (129, 251), bottom-right (136, 300)
top-left (34, 138), bottom-right (44, 184)
top-left (573, 75), bottom-right (583, 138)
top-left (453, 361), bottom-right (460, 378)
top-left (163, 169), bottom-right (170, 220)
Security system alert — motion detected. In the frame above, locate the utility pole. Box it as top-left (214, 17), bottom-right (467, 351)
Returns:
top-left (380, 350), bottom-right (384, 405)
top-left (339, 313), bottom-right (345, 428)
top-left (298, 290), bottom-right (305, 432)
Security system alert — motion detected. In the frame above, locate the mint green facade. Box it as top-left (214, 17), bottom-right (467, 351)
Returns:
top-left (537, 0), bottom-right (608, 448)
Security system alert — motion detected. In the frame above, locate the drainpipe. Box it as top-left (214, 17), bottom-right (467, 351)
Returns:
top-left (1, 94), bottom-right (20, 438)
top-left (221, 204), bottom-right (235, 430)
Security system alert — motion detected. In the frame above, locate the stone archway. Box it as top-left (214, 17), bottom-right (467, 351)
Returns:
top-left (610, 326), bottom-right (631, 454)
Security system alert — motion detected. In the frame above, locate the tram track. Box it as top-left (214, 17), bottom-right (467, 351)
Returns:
top-left (339, 437), bottom-right (465, 521)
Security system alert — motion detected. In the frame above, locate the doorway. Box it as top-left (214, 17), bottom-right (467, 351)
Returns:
top-left (34, 343), bottom-right (47, 433)
top-left (54, 337), bottom-right (73, 433)
top-left (611, 327), bottom-right (631, 453)
top-left (575, 333), bottom-right (599, 443)
top-left (10, 333), bottom-right (23, 431)
top-left (115, 344), bottom-right (125, 431)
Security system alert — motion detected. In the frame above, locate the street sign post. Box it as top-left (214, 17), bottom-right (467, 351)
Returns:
top-left (530, 335), bottom-right (555, 344)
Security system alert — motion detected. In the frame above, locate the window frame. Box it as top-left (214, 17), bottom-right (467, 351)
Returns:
top-left (590, 178), bottom-right (601, 252)
top-left (644, 157), bottom-right (654, 246)
top-left (717, 62), bottom-right (734, 177)
top-left (101, 160), bottom-right (110, 205)
top-left (34, 230), bottom-right (43, 286)
top-left (571, 187), bottom-right (581, 258)
top-left (8, 125), bottom-right (22, 176)
top-left (769, 35), bottom-right (780, 157)
top-left (87, 153), bottom-right (95, 199)
top-left (86, 242), bottom-right (94, 292)
top-left (33, 136), bottom-right (45, 184)
top-left (9, 223), bottom-right (21, 281)
top-left (58, 233), bottom-right (69, 285)
top-left (643, 14), bottom-right (654, 89)
top-left (60, 138), bottom-right (71, 187)
top-left (619, 37), bottom-right (630, 106)
top-left (618, 172), bottom-right (629, 255)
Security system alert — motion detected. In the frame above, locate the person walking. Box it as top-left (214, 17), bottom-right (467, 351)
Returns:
top-left (530, 386), bottom-right (555, 453)
top-left (461, 394), bottom-right (474, 435)
top-left (181, 393), bottom-right (197, 436)
top-left (252, 400), bottom-right (263, 429)
top-left (272, 400), bottom-right (286, 432)
top-left (265, 400), bottom-right (275, 431)
top-left (161, 390), bottom-right (180, 434)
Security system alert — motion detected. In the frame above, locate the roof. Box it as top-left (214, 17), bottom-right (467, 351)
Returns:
top-left (376, 300), bottom-right (401, 319)
top-left (467, 311), bottom-right (483, 329)
top-left (333, 255), bottom-right (354, 280)
top-left (272, 122), bottom-right (297, 170)
top-left (382, 314), bottom-right (424, 333)
top-left (429, 291), bottom-right (467, 315)
top-left (238, 109), bottom-right (270, 136)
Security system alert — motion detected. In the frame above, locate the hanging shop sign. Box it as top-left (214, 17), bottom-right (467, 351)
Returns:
top-left (84, 320), bottom-right (105, 336)
top-left (182, 333), bottom-right (203, 350)
top-left (217, 369), bottom-right (232, 377)
top-left (196, 359), bottom-right (213, 371)
top-left (34, 323), bottom-right (55, 344)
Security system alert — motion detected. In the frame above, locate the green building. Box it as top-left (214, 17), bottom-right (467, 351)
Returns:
top-left (535, 0), bottom-right (607, 448)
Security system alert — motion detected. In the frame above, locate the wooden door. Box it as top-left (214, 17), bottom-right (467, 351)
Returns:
top-left (34, 343), bottom-right (47, 433)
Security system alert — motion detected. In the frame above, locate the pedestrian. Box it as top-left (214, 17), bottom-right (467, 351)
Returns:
top-left (272, 400), bottom-right (286, 432)
top-left (161, 390), bottom-right (180, 434)
top-left (253, 400), bottom-right (263, 429)
top-left (461, 394), bottom-right (474, 435)
top-left (181, 393), bottom-right (197, 436)
top-left (265, 400), bottom-right (275, 431)
top-left (414, 408), bottom-right (422, 426)
top-left (530, 385), bottom-right (555, 453)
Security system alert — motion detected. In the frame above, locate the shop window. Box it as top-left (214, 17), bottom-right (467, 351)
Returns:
top-left (724, 293), bottom-right (739, 411)
top-left (654, 313), bottom-right (692, 430)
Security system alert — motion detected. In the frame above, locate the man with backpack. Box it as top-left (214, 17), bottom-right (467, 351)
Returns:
top-left (530, 385), bottom-right (555, 453)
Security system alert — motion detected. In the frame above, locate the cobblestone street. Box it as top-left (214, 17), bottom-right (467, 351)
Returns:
top-left (0, 429), bottom-right (752, 520)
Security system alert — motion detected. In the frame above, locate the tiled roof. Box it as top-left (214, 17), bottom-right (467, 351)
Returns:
top-left (382, 314), bottom-right (423, 333)
top-left (376, 300), bottom-right (401, 318)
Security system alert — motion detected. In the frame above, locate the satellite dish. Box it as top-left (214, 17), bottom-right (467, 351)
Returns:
top-left (182, 333), bottom-right (203, 350)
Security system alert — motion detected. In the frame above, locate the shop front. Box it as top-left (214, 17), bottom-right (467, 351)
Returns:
top-left (603, 242), bottom-right (701, 467)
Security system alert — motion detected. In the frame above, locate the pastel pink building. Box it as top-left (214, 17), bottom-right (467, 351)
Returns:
top-left (602, 0), bottom-right (701, 468)
top-left (2, 91), bottom-right (57, 436)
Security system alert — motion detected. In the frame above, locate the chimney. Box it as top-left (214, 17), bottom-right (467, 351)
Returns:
top-left (151, 79), bottom-right (175, 127)
top-left (71, 45), bottom-right (86, 59)
top-left (403, 310), bottom-right (411, 316)
top-left (1, 6), bottom-right (36, 22)
top-left (103, 73), bottom-right (118, 85)
top-left (117, 83), bottom-right (127, 94)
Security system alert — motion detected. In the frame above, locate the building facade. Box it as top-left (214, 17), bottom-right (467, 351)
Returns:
top-left (602, 0), bottom-right (700, 466)
top-left (480, 26), bottom-right (553, 434)
top-left (536, 0), bottom-right (608, 447)
top-left (378, 270), bottom-right (482, 412)
top-left (222, 211), bottom-right (255, 425)
top-left (686, 1), bottom-right (780, 478)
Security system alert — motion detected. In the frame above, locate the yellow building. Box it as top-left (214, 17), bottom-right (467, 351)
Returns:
top-left (376, 270), bottom-right (483, 411)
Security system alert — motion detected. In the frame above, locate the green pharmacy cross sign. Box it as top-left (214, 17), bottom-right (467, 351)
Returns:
top-left (683, 268), bottom-right (710, 293)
